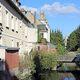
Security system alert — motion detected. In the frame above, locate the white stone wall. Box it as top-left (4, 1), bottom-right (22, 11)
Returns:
top-left (0, 0), bottom-right (37, 55)
top-left (0, 3), bottom-right (2, 24)
top-left (27, 27), bottom-right (37, 43)
top-left (0, 48), bottom-right (5, 60)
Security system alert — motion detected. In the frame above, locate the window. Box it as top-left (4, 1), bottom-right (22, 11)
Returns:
top-left (17, 42), bottom-right (19, 47)
top-left (20, 21), bottom-right (22, 28)
top-left (12, 40), bottom-right (14, 47)
top-left (11, 16), bottom-right (14, 31)
top-left (0, 5), bottom-right (2, 25)
top-left (25, 36), bottom-right (27, 38)
top-left (6, 11), bottom-right (9, 28)
top-left (25, 26), bottom-right (27, 38)
top-left (15, 18), bottom-right (18, 33)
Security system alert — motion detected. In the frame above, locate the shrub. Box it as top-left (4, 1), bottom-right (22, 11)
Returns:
top-left (57, 44), bottom-right (67, 55)
top-left (17, 52), bottom-right (36, 80)
top-left (40, 53), bottom-right (57, 70)
top-left (77, 48), bottom-right (80, 53)
top-left (32, 50), bottom-right (57, 70)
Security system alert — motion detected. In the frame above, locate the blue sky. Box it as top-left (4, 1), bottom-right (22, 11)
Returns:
top-left (20, 0), bottom-right (80, 37)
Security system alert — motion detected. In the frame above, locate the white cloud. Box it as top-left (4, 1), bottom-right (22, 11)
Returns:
top-left (41, 2), bottom-right (80, 15)
top-left (21, 2), bottom-right (80, 16)
top-left (21, 6), bottom-right (38, 14)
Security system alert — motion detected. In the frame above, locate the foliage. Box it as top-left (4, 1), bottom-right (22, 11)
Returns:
top-left (32, 50), bottom-right (57, 70)
top-left (41, 38), bottom-right (47, 45)
top-left (75, 27), bottom-right (80, 48)
top-left (40, 53), bottom-right (57, 70)
top-left (50, 30), bottom-right (55, 44)
top-left (77, 48), bottom-right (80, 53)
top-left (17, 52), bottom-right (36, 80)
top-left (19, 52), bottom-right (35, 73)
top-left (16, 71), bottom-right (31, 80)
top-left (50, 30), bottom-right (64, 46)
top-left (57, 44), bottom-right (67, 55)
top-left (67, 31), bottom-right (77, 51)
top-left (67, 26), bottom-right (80, 51)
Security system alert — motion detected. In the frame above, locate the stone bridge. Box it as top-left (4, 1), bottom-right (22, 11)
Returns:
top-left (56, 55), bottom-right (76, 62)
top-left (56, 52), bottom-right (79, 63)
top-left (53, 53), bottom-right (80, 71)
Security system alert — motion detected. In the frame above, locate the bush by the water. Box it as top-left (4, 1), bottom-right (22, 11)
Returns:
top-left (77, 48), bottom-right (80, 53)
top-left (57, 44), bottom-right (67, 55)
top-left (32, 50), bottom-right (58, 70)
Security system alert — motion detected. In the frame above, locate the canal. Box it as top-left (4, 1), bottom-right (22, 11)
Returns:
top-left (33, 71), bottom-right (80, 80)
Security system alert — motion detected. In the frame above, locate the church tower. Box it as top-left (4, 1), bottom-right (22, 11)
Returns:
top-left (40, 11), bottom-right (45, 20)
top-left (40, 11), bottom-right (48, 24)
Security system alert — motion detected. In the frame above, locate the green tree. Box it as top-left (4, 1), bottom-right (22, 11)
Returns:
top-left (32, 50), bottom-right (57, 70)
top-left (40, 53), bottom-right (57, 70)
top-left (55, 30), bottom-right (64, 46)
top-left (50, 30), bottom-right (64, 46)
top-left (75, 26), bottom-right (80, 47)
top-left (67, 31), bottom-right (77, 51)
top-left (57, 44), bottom-right (67, 55)
top-left (67, 26), bottom-right (80, 51)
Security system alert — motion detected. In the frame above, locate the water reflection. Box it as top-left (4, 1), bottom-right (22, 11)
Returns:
top-left (34, 71), bottom-right (80, 80)
top-left (64, 77), bottom-right (75, 80)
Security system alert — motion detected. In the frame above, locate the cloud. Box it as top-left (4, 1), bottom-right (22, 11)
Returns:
top-left (21, 6), bottom-right (38, 14)
top-left (21, 2), bottom-right (80, 16)
top-left (41, 2), bottom-right (80, 15)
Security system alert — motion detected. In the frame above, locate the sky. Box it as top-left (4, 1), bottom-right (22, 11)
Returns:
top-left (20, 0), bottom-right (80, 37)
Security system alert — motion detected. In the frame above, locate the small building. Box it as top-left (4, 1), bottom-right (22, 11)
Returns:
top-left (22, 10), bottom-right (51, 43)
top-left (37, 11), bottom-right (50, 42)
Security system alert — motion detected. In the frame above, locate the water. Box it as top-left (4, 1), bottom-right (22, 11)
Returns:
top-left (33, 71), bottom-right (80, 80)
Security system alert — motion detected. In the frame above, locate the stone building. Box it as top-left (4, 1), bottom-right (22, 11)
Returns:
top-left (0, 0), bottom-right (37, 54)
top-left (22, 10), bottom-right (51, 43)
top-left (0, 0), bottom-right (37, 73)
